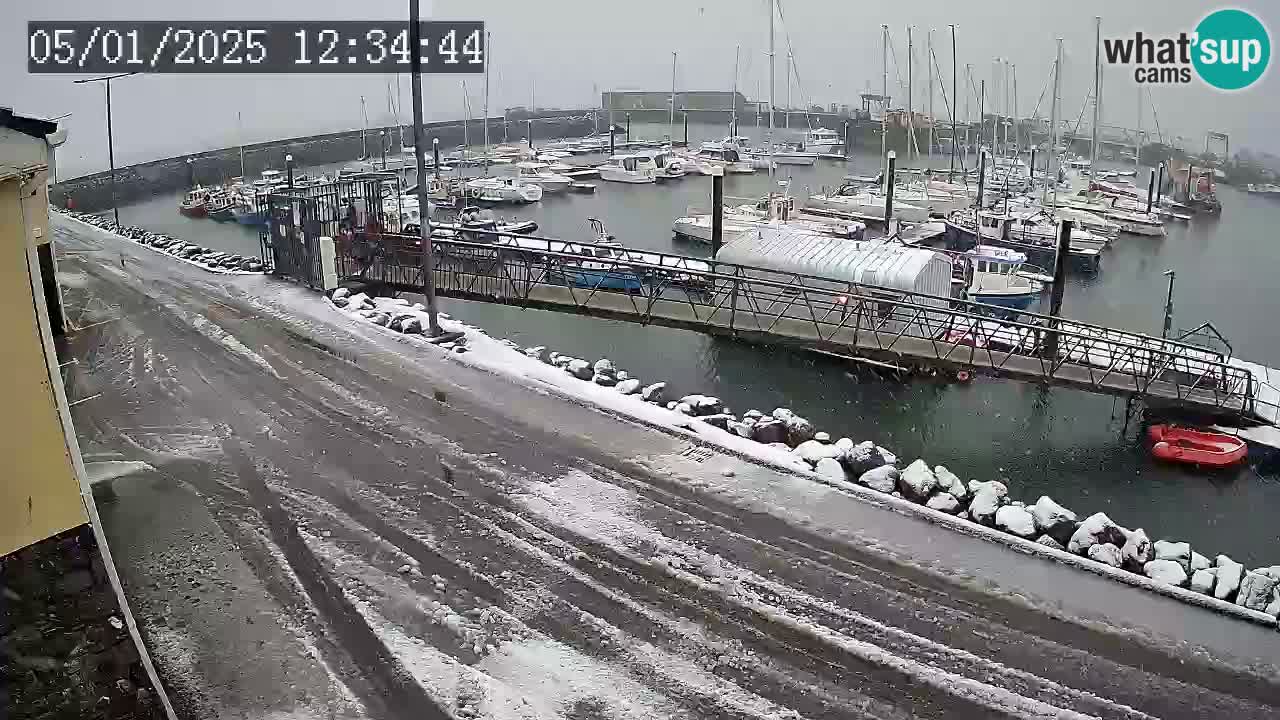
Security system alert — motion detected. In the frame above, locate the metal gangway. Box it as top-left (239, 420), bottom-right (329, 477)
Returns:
top-left (329, 228), bottom-right (1256, 420)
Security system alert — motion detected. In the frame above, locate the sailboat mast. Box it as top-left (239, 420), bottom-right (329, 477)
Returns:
top-left (461, 81), bottom-right (469, 164)
top-left (670, 51), bottom-right (677, 145)
top-left (1051, 39), bottom-right (1063, 210)
top-left (927, 29), bottom-right (934, 170)
top-left (950, 24), bottom-right (957, 179)
top-left (881, 25), bottom-right (888, 170)
top-left (1090, 16), bottom-right (1102, 179)
top-left (483, 31), bottom-right (490, 175)
top-left (1135, 84), bottom-right (1142, 176)
top-left (907, 25), bottom-right (914, 162)
top-left (965, 64), bottom-right (972, 173)
top-left (990, 60), bottom-right (998, 159)
top-left (785, 51), bottom-right (792, 131)
top-left (360, 96), bottom-right (368, 160)
top-left (1011, 64), bottom-right (1018, 156)
top-left (731, 45), bottom-right (740, 136)
top-left (767, 0), bottom-right (775, 175)
top-left (237, 111), bottom-right (245, 178)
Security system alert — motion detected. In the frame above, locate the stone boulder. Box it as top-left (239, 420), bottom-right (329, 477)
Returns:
top-left (1190, 552), bottom-right (1211, 572)
top-left (1067, 513), bottom-right (1126, 555)
top-left (1235, 571), bottom-right (1279, 612)
top-left (814, 431), bottom-right (831, 443)
top-left (793, 440), bottom-right (843, 465)
top-left (859, 465), bottom-right (899, 494)
top-left (524, 346), bottom-right (552, 363)
top-left (1144, 559), bottom-right (1189, 587)
top-left (614, 378), bottom-right (641, 395)
top-left (926, 492), bottom-right (961, 514)
top-left (814, 458), bottom-right (845, 482)
top-left (674, 403), bottom-right (694, 416)
top-left (370, 313), bottom-right (391, 327)
top-left (834, 437), bottom-right (853, 451)
top-left (698, 414), bottom-right (734, 431)
top-left (728, 421), bottom-right (754, 439)
top-left (839, 441), bottom-right (890, 477)
top-left (1120, 528), bottom-right (1154, 570)
top-left (332, 288), bottom-right (351, 300)
top-left (567, 359), bottom-right (594, 380)
top-left (592, 373), bottom-right (617, 387)
top-left (995, 505), bottom-right (1037, 538)
top-left (1214, 556), bottom-right (1243, 601)
top-left (1036, 535), bottom-right (1066, 552)
top-left (616, 371), bottom-right (629, 382)
top-left (1087, 543), bottom-right (1124, 568)
top-left (750, 419), bottom-right (787, 445)
top-left (967, 481), bottom-right (1008, 526)
top-left (934, 466), bottom-right (968, 501)
top-left (1190, 568), bottom-right (1217, 595)
top-left (552, 354), bottom-right (573, 368)
top-left (400, 318), bottom-right (423, 334)
top-left (783, 415), bottom-right (816, 447)
top-left (1030, 496), bottom-right (1078, 544)
top-left (640, 382), bottom-right (666, 403)
top-left (593, 358), bottom-right (617, 378)
top-left (679, 395), bottom-right (723, 417)
top-left (897, 460), bottom-right (939, 502)
top-left (1153, 540), bottom-right (1191, 570)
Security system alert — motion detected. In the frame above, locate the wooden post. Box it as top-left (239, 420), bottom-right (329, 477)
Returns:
top-left (1044, 219), bottom-right (1073, 359)
top-left (285, 154), bottom-right (294, 187)
top-left (432, 138), bottom-right (440, 179)
top-left (1146, 169), bottom-right (1155, 214)
top-left (625, 113), bottom-right (631, 143)
top-left (975, 150), bottom-right (986, 209)
top-left (683, 111), bottom-right (689, 146)
top-left (1156, 163), bottom-right (1165, 203)
top-left (1029, 147), bottom-right (1036, 185)
top-left (884, 150), bottom-right (897, 227)
top-left (843, 120), bottom-right (851, 156)
top-left (711, 169), bottom-right (725, 257)
top-left (527, 119), bottom-right (534, 152)
top-left (609, 124), bottom-right (615, 156)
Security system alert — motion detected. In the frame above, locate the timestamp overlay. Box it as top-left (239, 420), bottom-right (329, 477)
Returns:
top-left (27, 21), bottom-right (484, 73)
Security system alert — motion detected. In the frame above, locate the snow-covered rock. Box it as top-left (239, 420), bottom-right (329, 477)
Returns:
top-left (1087, 543), bottom-right (1124, 568)
top-left (813, 431), bottom-right (831, 443)
top-left (839, 441), bottom-right (890, 477)
top-left (400, 318), bottom-right (423, 334)
top-left (859, 465), bottom-right (899, 493)
top-left (793, 440), bottom-right (842, 465)
top-left (524, 346), bottom-right (552, 363)
top-left (614, 378), bottom-right (641, 394)
top-left (698, 414), bottom-right (734, 430)
top-left (834, 437), bottom-right (854, 451)
top-left (552, 355), bottom-right (574, 369)
top-left (1144, 559), bottom-right (1189, 587)
top-left (1153, 541), bottom-right (1191, 570)
top-left (783, 415), bottom-right (816, 447)
top-left (1030, 496), bottom-right (1077, 543)
top-left (332, 288), bottom-right (350, 300)
top-left (593, 358), bottom-right (616, 378)
top-left (1235, 571), bottom-right (1279, 612)
top-left (897, 460), bottom-right (938, 502)
top-left (1214, 555), bottom-right (1243, 601)
top-left (967, 480), bottom-right (1008, 526)
top-left (925, 492), bottom-right (961, 514)
top-left (750, 419), bottom-right (787, 445)
top-left (1190, 568), bottom-right (1217, 595)
top-left (616, 371), bottom-right (629, 381)
top-left (1067, 513), bottom-right (1126, 555)
top-left (728, 421), bottom-right (754, 438)
top-left (743, 409), bottom-right (765, 421)
top-left (1190, 552), bottom-right (1211, 572)
top-left (347, 293), bottom-right (373, 310)
top-left (771, 408), bottom-right (794, 422)
top-left (679, 395), bottom-right (723, 416)
top-left (814, 458), bottom-right (845, 482)
top-left (592, 373), bottom-right (617, 387)
top-left (933, 466), bottom-right (968, 501)
top-left (640, 382), bottom-right (666, 403)
top-left (674, 402), bottom-right (694, 416)
top-left (1036, 535), bottom-right (1066, 551)
top-left (567, 359), bottom-right (593, 379)
top-left (1120, 528), bottom-right (1153, 570)
top-left (995, 505), bottom-right (1037, 538)
top-left (370, 312), bottom-right (390, 327)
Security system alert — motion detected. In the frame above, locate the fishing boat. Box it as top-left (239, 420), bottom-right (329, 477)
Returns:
top-left (179, 188), bottom-right (211, 217)
top-left (206, 191), bottom-right (236, 222)
top-left (549, 219), bottom-right (644, 292)
top-left (598, 154), bottom-right (657, 184)
top-left (961, 245), bottom-right (1048, 310)
top-left (464, 176), bottom-right (544, 203)
top-left (1148, 425), bottom-right (1247, 467)
top-left (515, 161), bottom-right (572, 193)
top-left (802, 127), bottom-right (843, 154)
top-left (943, 208), bottom-right (1102, 272)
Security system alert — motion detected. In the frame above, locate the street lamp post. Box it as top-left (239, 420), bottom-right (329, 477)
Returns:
top-left (408, 0), bottom-right (442, 336)
top-left (73, 72), bottom-right (137, 226)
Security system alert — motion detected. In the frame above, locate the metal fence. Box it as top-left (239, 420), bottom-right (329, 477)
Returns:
top-left (260, 174), bottom-right (393, 287)
top-left (336, 229), bottom-right (1256, 418)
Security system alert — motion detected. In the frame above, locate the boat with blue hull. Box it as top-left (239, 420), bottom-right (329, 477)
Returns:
top-left (943, 209), bottom-right (1102, 273)
top-left (961, 245), bottom-right (1049, 311)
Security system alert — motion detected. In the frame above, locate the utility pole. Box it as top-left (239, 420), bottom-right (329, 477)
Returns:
top-left (950, 24), bottom-right (957, 180)
top-left (482, 31), bottom-right (490, 176)
top-left (73, 72), bottom-right (137, 226)
top-left (408, 0), bottom-right (441, 336)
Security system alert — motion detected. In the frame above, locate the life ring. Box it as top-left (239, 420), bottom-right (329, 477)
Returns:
top-left (956, 370), bottom-right (973, 383)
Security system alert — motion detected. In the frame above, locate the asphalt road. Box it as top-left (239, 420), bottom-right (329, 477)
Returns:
top-left (54, 215), bottom-right (1280, 720)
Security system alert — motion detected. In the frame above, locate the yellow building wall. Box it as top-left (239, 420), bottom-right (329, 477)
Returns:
top-left (0, 169), bottom-right (87, 556)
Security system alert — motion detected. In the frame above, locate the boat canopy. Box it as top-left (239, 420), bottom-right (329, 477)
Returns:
top-left (715, 227), bottom-right (953, 301)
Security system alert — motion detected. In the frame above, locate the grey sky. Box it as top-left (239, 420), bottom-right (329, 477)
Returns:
top-left (6, 0), bottom-right (1276, 178)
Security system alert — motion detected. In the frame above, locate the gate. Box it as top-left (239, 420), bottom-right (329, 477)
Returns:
top-left (260, 173), bottom-right (394, 288)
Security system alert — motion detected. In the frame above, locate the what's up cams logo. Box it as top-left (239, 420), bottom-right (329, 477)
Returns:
top-left (1104, 8), bottom-right (1270, 90)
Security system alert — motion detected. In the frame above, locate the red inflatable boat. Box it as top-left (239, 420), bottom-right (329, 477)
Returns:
top-left (1148, 425), bottom-right (1247, 467)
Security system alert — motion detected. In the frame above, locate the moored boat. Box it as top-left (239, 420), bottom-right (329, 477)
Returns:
top-left (1148, 425), bottom-right (1247, 467)
top-left (179, 188), bottom-right (210, 217)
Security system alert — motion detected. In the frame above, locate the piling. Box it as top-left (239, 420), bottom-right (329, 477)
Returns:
top-left (1146, 169), bottom-right (1155, 214)
top-left (432, 138), bottom-right (440, 179)
top-left (286, 154), bottom-right (294, 187)
top-left (683, 112), bottom-right (689, 147)
top-left (1029, 147), bottom-right (1036, 185)
top-left (843, 120), bottom-right (852, 157)
top-left (1187, 163), bottom-right (1195, 197)
top-left (884, 151), bottom-right (897, 227)
top-left (528, 119), bottom-right (534, 152)
top-left (626, 113), bottom-right (631, 143)
top-left (1156, 163), bottom-right (1165, 202)
top-left (1044, 219), bottom-right (1074, 359)
top-left (711, 168), bottom-right (725, 257)
top-left (380, 130), bottom-right (387, 169)
top-left (609, 125), bottom-right (615, 156)
top-left (975, 151), bottom-right (986, 210)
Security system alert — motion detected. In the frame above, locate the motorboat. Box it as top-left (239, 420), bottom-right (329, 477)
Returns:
top-left (514, 161), bottom-right (572, 193)
top-left (744, 140), bottom-right (817, 167)
top-left (1105, 207), bottom-right (1166, 236)
top-left (962, 245), bottom-right (1048, 310)
top-left (805, 181), bottom-right (929, 222)
top-left (802, 127), bottom-right (843, 154)
top-left (464, 176), bottom-right (544, 203)
top-left (179, 188), bottom-right (210, 217)
top-left (1148, 425), bottom-right (1247, 467)
top-left (943, 208), bottom-right (1102, 272)
top-left (634, 149), bottom-right (687, 181)
top-left (206, 191), bottom-right (236, 222)
top-left (681, 142), bottom-right (755, 174)
top-left (598, 154), bottom-right (657, 184)
top-left (550, 219), bottom-right (644, 292)
top-left (674, 192), bottom-right (865, 244)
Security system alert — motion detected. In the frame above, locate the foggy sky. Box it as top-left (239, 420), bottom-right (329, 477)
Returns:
top-left (6, 0), bottom-right (1276, 179)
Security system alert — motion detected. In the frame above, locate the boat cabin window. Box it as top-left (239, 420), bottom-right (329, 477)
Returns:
top-left (622, 157), bottom-right (638, 171)
top-left (652, 154), bottom-right (666, 168)
top-left (723, 149), bottom-right (740, 162)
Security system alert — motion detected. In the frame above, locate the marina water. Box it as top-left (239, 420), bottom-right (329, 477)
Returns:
top-left (114, 122), bottom-right (1280, 564)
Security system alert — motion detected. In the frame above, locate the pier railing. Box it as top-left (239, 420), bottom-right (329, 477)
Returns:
top-left (339, 230), bottom-right (1255, 417)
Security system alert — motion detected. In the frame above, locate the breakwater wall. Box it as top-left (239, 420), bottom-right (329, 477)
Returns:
top-left (52, 115), bottom-right (600, 212)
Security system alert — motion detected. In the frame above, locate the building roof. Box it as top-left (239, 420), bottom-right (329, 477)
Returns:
top-left (0, 108), bottom-right (59, 141)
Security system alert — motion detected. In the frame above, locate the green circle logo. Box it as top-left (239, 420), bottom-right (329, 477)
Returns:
top-left (1193, 8), bottom-right (1270, 90)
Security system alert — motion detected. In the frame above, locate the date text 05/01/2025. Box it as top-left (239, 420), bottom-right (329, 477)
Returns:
top-left (27, 21), bottom-right (485, 74)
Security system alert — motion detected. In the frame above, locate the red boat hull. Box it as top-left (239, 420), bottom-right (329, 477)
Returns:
top-left (179, 204), bottom-right (208, 218)
top-left (1148, 424), bottom-right (1247, 467)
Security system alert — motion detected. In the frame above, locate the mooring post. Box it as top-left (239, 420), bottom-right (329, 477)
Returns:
top-left (711, 168), bottom-right (725, 258)
top-left (884, 150), bottom-right (896, 228)
top-left (1146, 168), bottom-right (1155, 214)
top-left (975, 150), bottom-right (986, 210)
top-left (285, 154), bottom-right (294, 187)
top-left (1156, 162), bottom-right (1165, 204)
top-left (409, 0), bottom-right (441, 336)
top-left (683, 111), bottom-right (689, 146)
top-left (609, 124), bottom-right (615, 156)
top-left (1187, 163), bottom-right (1195, 197)
top-left (380, 130), bottom-right (387, 169)
top-left (1161, 269), bottom-right (1176, 340)
top-left (527, 119), bottom-right (534, 152)
top-left (625, 113), bottom-right (631, 143)
top-left (432, 138), bottom-right (440, 179)
top-left (843, 120), bottom-right (851, 157)
top-left (1044, 219), bottom-right (1073, 360)
top-left (1029, 147), bottom-right (1036, 186)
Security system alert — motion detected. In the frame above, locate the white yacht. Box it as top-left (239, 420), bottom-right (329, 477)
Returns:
top-left (805, 185), bottom-right (929, 222)
top-left (673, 192), bottom-right (865, 244)
top-left (1105, 208), bottom-right (1166, 236)
top-left (464, 176), bottom-right (544, 203)
top-left (634, 149), bottom-right (687, 181)
top-left (681, 142), bottom-right (755, 174)
top-left (803, 127), bottom-right (843, 154)
top-left (514, 161), bottom-right (572, 193)
top-left (598, 154), bottom-right (657, 184)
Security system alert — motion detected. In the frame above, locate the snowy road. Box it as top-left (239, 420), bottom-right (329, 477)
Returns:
top-left (55, 216), bottom-right (1280, 720)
